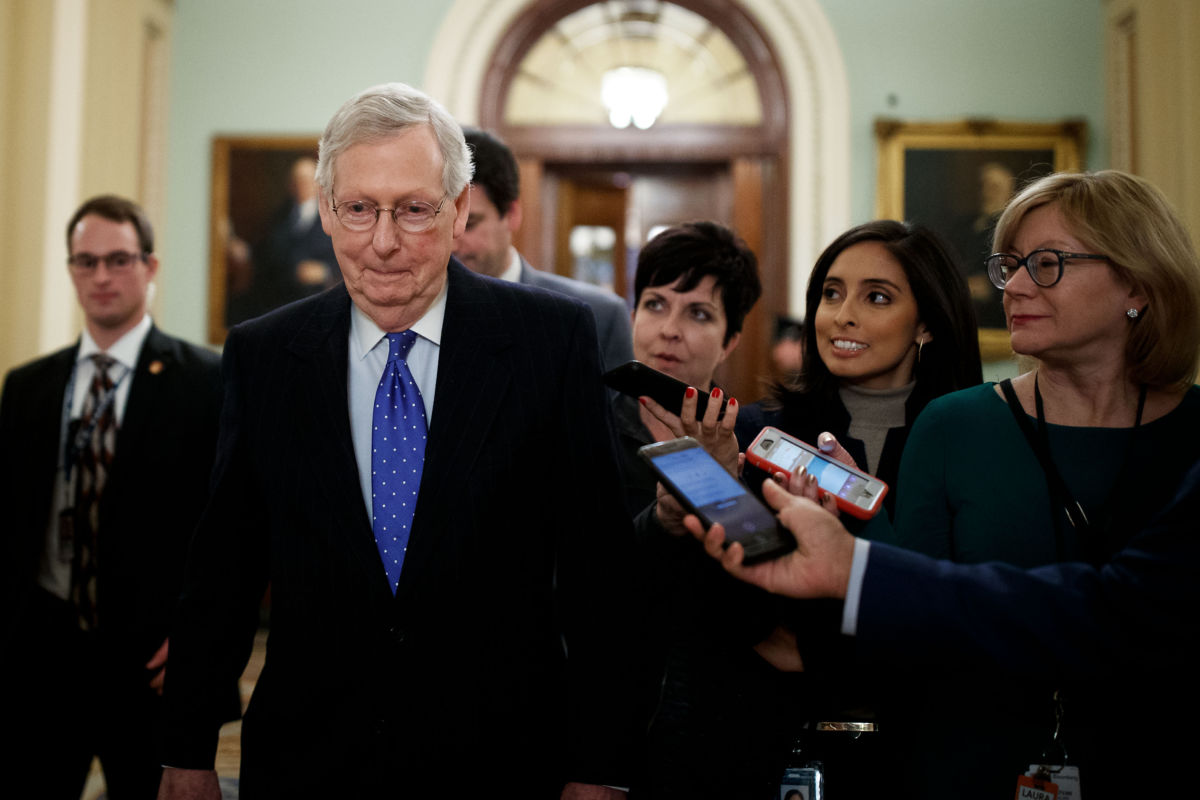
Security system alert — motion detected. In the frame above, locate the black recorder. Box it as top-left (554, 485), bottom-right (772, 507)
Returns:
top-left (639, 436), bottom-right (795, 565)
top-left (603, 360), bottom-right (727, 420)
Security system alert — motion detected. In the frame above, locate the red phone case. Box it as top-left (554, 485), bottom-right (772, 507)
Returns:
top-left (745, 427), bottom-right (888, 520)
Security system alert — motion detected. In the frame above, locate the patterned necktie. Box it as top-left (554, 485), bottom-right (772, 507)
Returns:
top-left (72, 354), bottom-right (118, 630)
top-left (371, 331), bottom-right (427, 594)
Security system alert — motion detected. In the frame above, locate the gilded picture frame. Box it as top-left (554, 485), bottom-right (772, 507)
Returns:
top-left (874, 119), bottom-right (1087, 361)
top-left (207, 135), bottom-right (337, 344)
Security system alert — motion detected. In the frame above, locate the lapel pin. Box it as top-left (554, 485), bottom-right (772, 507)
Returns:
top-left (148, 360), bottom-right (164, 375)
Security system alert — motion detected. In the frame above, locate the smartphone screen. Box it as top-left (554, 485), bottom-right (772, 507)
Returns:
top-left (769, 437), bottom-right (864, 497)
top-left (747, 427), bottom-right (888, 519)
top-left (641, 437), bottom-right (794, 563)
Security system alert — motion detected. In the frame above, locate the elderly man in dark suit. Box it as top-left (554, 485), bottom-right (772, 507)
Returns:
top-left (455, 126), bottom-right (633, 371)
top-left (157, 83), bottom-right (637, 799)
top-left (0, 195), bottom-right (232, 799)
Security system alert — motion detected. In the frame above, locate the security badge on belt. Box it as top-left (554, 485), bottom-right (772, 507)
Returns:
top-left (1014, 689), bottom-right (1083, 800)
top-left (1016, 765), bottom-right (1082, 800)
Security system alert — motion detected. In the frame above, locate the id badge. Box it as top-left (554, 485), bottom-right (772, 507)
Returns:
top-left (1018, 765), bottom-right (1081, 800)
top-left (780, 763), bottom-right (823, 799)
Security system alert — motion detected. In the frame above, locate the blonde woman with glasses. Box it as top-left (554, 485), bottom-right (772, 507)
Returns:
top-left (886, 170), bottom-right (1200, 797)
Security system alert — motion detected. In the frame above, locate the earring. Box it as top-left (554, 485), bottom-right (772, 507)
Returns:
top-left (1127, 308), bottom-right (1140, 319)
top-left (917, 339), bottom-right (925, 363)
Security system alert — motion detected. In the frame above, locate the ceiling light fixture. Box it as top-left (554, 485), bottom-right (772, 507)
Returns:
top-left (601, 66), bottom-right (668, 129)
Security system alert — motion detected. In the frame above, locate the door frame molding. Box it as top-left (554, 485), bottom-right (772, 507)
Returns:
top-left (425, 0), bottom-right (852, 316)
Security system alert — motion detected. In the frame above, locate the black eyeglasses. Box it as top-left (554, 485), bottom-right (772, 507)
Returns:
top-left (67, 251), bottom-right (147, 272)
top-left (985, 249), bottom-right (1111, 289)
top-left (331, 196), bottom-right (447, 234)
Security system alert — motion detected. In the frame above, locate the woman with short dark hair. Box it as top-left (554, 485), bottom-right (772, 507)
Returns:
top-left (613, 220), bottom-right (761, 516)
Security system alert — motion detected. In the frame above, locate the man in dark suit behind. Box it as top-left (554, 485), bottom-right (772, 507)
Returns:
top-left (158, 83), bottom-right (637, 799)
top-left (0, 195), bottom-right (233, 798)
top-left (455, 126), bottom-right (634, 371)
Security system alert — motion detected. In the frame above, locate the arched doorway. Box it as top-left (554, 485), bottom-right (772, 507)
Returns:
top-left (427, 0), bottom-right (851, 401)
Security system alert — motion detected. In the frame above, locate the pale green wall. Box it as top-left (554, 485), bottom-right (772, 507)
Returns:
top-left (162, 0), bottom-right (1106, 347)
top-left (822, 0), bottom-right (1106, 229)
top-left (163, 0), bottom-right (450, 341)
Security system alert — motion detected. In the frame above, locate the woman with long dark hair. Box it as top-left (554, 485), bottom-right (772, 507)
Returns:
top-left (635, 221), bottom-right (980, 799)
top-left (738, 219), bottom-right (982, 525)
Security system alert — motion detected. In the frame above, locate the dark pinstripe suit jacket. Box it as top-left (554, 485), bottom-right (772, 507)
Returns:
top-left (162, 260), bottom-right (637, 797)
top-left (0, 327), bottom-right (225, 675)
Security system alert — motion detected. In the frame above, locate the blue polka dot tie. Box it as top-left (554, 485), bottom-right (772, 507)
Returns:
top-left (371, 330), bottom-right (427, 593)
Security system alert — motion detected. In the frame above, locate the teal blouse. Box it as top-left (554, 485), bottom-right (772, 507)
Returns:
top-left (893, 382), bottom-right (1200, 567)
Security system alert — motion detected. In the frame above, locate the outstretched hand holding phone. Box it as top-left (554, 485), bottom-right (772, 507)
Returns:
top-left (603, 360), bottom-right (741, 476)
top-left (639, 384), bottom-right (741, 477)
top-left (683, 476), bottom-right (857, 599)
top-left (636, 374), bottom-right (742, 536)
top-left (640, 437), bottom-right (795, 564)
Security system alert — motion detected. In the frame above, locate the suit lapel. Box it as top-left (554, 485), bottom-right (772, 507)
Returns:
top-left (31, 347), bottom-right (78, 511)
top-left (403, 263), bottom-right (512, 569)
top-left (285, 285), bottom-right (356, 475)
top-left (113, 326), bottom-right (172, 468)
top-left (285, 286), bottom-right (390, 589)
top-left (280, 269), bottom-right (513, 599)
top-left (516, 256), bottom-right (534, 286)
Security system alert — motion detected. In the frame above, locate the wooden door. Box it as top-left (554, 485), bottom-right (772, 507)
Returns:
top-left (521, 162), bottom-right (776, 404)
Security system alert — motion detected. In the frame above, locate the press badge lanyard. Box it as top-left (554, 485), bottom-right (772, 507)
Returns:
top-left (59, 358), bottom-right (129, 484)
top-left (999, 374), bottom-right (1146, 561)
top-left (1001, 374), bottom-right (1146, 796)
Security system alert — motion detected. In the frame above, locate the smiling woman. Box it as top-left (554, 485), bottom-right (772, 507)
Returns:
top-left (707, 220), bottom-right (982, 797)
top-left (740, 219), bottom-right (982, 518)
top-left (814, 240), bottom-right (928, 391)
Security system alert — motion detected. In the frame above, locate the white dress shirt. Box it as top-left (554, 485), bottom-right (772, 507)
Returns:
top-left (347, 285), bottom-right (447, 518)
top-left (498, 246), bottom-right (523, 283)
top-left (841, 538), bottom-right (872, 635)
top-left (39, 315), bottom-right (153, 597)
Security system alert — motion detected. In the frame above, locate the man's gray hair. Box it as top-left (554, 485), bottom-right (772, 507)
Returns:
top-left (315, 82), bottom-right (473, 200)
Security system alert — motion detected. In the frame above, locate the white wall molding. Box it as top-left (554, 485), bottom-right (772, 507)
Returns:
top-left (425, 0), bottom-right (851, 314)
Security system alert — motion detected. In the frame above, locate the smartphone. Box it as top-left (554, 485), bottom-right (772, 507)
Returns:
top-left (638, 436), bottom-right (795, 565)
top-left (603, 360), bottom-right (726, 420)
top-left (745, 426), bottom-right (888, 520)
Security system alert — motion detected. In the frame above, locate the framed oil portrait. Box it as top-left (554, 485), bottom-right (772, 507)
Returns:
top-left (874, 119), bottom-right (1087, 361)
top-left (208, 135), bottom-right (341, 344)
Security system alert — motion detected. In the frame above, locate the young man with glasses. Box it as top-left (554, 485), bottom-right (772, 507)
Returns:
top-left (0, 195), bottom-right (238, 798)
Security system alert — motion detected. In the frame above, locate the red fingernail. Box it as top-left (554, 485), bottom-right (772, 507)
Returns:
top-left (685, 387), bottom-right (696, 398)
top-left (639, 397), bottom-right (647, 406)
top-left (711, 387), bottom-right (722, 399)
top-left (729, 397), bottom-right (737, 406)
